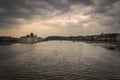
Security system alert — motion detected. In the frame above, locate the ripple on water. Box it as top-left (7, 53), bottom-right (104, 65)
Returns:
top-left (0, 41), bottom-right (120, 80)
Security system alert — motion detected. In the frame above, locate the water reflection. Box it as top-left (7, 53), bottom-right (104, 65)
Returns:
top-left (0, 41), bottom-right (120, 80)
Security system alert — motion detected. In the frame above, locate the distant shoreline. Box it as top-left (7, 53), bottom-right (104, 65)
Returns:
top-left (0, 40), bottom-right (120, 48)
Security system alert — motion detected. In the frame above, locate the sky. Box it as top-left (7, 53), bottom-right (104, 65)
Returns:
top-left (0, 0), bottom-right (120, 38)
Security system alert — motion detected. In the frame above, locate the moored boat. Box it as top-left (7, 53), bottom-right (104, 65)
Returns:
top-left (105, 44), bottom-right (116, 50)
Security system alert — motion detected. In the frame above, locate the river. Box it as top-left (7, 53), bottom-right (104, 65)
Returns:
top-left (0, 41), bottom-right (120, 80)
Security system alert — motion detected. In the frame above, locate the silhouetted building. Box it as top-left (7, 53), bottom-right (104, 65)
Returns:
top-left (89, 33), bottom-right (120, 42)
top-left (116, 34), bottom-right (120, 42)
top-left (0, 36), bottom-right (18, 42)
top-left (98, 33), bottom-right (120, 42)
top-left (84, 36), bottom-right (94, 41)
top-left (19, 33), bottom-right (42, 43)
top-left (84, 33), bottom-right (120, 42)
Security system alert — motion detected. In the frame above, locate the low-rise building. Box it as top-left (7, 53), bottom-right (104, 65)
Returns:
top-left (84, 33), bottom-right (120, 42)
top-left (116, 34), bottom-right (120, 42)
top-left (84, 36), bottom-right (94, 41)
top-left (0, 36), bottom-right (18, 42)
top-left (97, 33), bottom-right (120, 42)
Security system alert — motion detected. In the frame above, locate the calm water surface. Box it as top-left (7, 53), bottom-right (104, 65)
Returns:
top-left (0, 41), bottom-right (120, 80)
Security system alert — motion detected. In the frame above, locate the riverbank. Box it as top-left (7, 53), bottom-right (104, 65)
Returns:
top-left (83, 41), bottom-right (120, 49)
top-left (1, 40), bottom-right (120, 49)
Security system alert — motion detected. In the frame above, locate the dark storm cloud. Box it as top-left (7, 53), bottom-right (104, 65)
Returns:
top-left (68, 0), bottom-right (93, 5)
top-left (92, 0), bottom-right (119, 13)
top-left (0, 0), bottom-right (94, 28)
top-left (0, 0), bottom-right (33, 27)
top-left (91, 0), bottom-right (120, 32)
top-left (0, 0), bottom-right (119, 33)
top-left (0, 0), bottom-right (57, 28)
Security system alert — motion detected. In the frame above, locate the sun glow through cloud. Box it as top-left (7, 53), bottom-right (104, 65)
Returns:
top-left (0, 0), bottom-right (119, 37)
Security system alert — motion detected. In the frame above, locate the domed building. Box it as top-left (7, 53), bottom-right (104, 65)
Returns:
top-left (19, 32), bottom-right (39, 43)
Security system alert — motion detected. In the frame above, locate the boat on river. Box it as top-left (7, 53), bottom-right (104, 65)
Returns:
top-left (105, 44), bottom-right (116, 50)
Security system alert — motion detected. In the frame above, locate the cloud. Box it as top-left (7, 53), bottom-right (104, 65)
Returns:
top-left (68, 0), bottom-right (94, 5)
top-left (91, 0), bottom-right (120, 32)
top-left (0, 0), bottom-right (119, 36)
top-left (0, 0), bottom-right (57, 28)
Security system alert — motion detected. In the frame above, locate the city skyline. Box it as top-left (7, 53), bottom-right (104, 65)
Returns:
top-left (0, 0), bottom-right (120, 37)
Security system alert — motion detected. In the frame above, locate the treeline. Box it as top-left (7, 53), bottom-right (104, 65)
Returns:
top-left (0, 36), bottom-right (19, 42)
top-left (44, 36), bottom-right (83, 41)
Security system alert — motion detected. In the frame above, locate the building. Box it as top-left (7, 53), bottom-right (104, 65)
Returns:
top-left (19, 32), bottom-right (40, 43)
top-left (84, 36), bottom-right (94, 41)
top-left (97, 33), bottom-right (120, 42)
top-left (84, 33), bottom-right (120, 42)
top-left (0, 36), bottom-right (18, 42)
top-left (116, 34), bottom-right (120, 42)
top-left (37, 37), bottom-right (43, 42)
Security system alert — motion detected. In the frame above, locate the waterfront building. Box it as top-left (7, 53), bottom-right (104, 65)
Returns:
top-left (84, 33), bottom-right (120, 42)
top-left (0, 36), bottom-right (18, 42)
top-left (116, 34), bottom-right (120, 42)
top-left (19, 32), bottom-right (39, 43)
top-left (84, 36), bottom-right (94, 41)
top-left (98, 33), bottom-right (120, 42)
